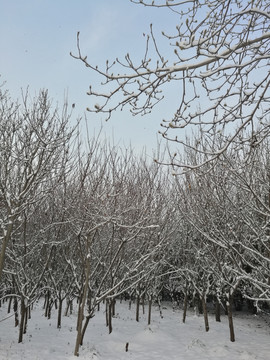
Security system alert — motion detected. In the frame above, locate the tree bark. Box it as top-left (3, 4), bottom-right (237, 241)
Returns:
top-left (112, 298), bottom-right (116, 317)
top-left (76, 295), bottom-right (82, 331)
top-left (64, 298), bottom-right (70, 316)
top-left (44, 291), bottom-right (50, 317)
top-left (14, 297), bottom-right (19, 327)
top-left (106, 299), bottom-right (109, 327)
top-left (142, 294), bottom-right (145, 315)
top-left (74, 257), bottom-right (90, 356)
top-left (183, 293), bottom-right (188, 323)
top-left (227, 297), bottom-right (235, 342)
top-left (0, 220), bottom-right (14, 281)
top-left (148, 296), bottom-right (152, 325)
top-left (57, 298), bottom-right (63, 329)
top-left (215, 299), bottom-right (221, 322)
top-left (7, 297), bottom-right (12, 314)
top-left (28, 305), bottom-right (31, 320)
top-left (81, 314), bottom-right (92, 345)
top-left (197, 296), bottom-right (203, 315)
top-left (108, 300), bottom-right (113, 334)
top-left (18, 297), bottom-right (26, 343)
top-left (158, 297), bottom-right (163, 319)
top-left (136, 295), bottom-right (140, 322)
top-left (23, 305), bottom-right (28, 334)
top-left (47, 301), bottom-right (52, 320)
top-left (201, 296), bottom-right (209, 332)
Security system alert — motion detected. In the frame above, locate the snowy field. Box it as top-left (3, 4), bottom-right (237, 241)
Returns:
top-left (0, 300), bottom-right (269, 360)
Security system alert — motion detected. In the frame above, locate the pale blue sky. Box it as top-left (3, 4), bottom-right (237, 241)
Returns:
top-left (0, 0), bottom-right (180, 154)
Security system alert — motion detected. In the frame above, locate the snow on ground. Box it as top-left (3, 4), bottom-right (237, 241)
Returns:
top-left (0, 300), bottom-right (269, 360)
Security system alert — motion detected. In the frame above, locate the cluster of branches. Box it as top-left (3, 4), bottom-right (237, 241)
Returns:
top-left (1, 89), bottom-right (270, 354)
top-left (0, 89), bottom-right (177, 355)
top-left (164, 130), bottom-right (270, 341)
top-left (71, 0), bottom-right (270, 169)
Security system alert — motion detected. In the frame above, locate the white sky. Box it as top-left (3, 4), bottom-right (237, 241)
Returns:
top-left (0, 0), bottom-right (181, 155)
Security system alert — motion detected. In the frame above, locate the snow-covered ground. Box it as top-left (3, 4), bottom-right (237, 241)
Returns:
top-left (0, 300), bottom-right (269, 359)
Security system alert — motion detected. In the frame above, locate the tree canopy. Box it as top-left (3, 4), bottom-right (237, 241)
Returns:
top-left (71, 0), bottom-right (270, 170)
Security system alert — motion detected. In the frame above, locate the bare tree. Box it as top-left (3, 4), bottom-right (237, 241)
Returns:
top-left (0, 89), bottom-right (77, 343)
top-left (71, 0), bottom-right (270, 169)
top-left (0, 89), bottom-right (76, 279)
top-left (168, 131), bottom-right (270, 341)
top-left (70, 140), bottom-right (172, 356)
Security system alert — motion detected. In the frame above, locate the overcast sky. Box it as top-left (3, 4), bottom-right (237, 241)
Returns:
top-left (0, 0), bottom-right (181, 155)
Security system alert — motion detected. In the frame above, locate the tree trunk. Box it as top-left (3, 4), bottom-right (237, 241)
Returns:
top-left (112, 298), bottom-right (116, 317)
top-left (158, 297), bottom-right (163, 319)
top-left (136, 295), bottom-right (140, 322)
top-left (57, 298), bottom-right (63, 329)
top-left (43, 295), bottom-right (47, 310)
top-left (28, 305), bottom-right (31, 320)
top-left (70, 299), bottom-right (73, 314)
top-left (76, 296), bottom-right (82, 331)
top-left (7, 296), bottom-right (12, 314)
top-left (44, 291), bottom-right (50, 317)
top-left (0, 220), bottom-right (14, 281)
top-left (74, 257), bottom-right (90, 356)
top-left (227, 297), bottom-right (235, 342)
top-left (47, 301), bottom-right (52, 320)
top-left (65, 298), bottom-right (73, 316)
top-left (14, 297), bottom-right (19, 327)
top-left (197, 296), bottom-right (203, 314)
top-left (223, 300), bottom-right (228, 315)
top-left (215, 300), bottom-right (221, 322)
top-left (201, 296), bottom-right (209, 332)
top-left (65, 298), bottom-right (70, 316)
top-left (142, 294), bottom-right (145, 315)
top-left (18, 298), bottom-right (26, 343)
top-left (148, 296), bottom-right (152, 325)
top-left (74, 299), bottom-right (84, 355)
top-left (183, 293), bottom-right (188, 323)
top-left (106, 299), bottom-right (109, 327)
top-left (81, 314), bottom-right (92, 345)
top-left (23, 305), bottom-right (28, 334)
top-left (108, 300), bottom-right (113, 334)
